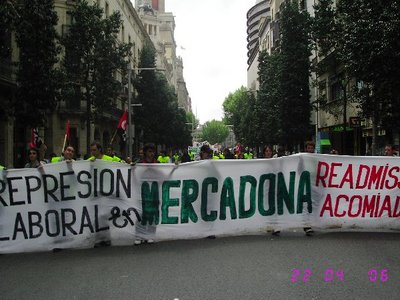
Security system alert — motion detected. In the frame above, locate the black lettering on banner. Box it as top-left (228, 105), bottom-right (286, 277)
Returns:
top-left (12, 213), bottom-right (28, 240)
top-left (116, 169), bottom-right (131, 198)
top-left (60, 171), bottom-right (76, 201)
top-left (8, 177), bottom-right (24, 206)
top-left (61, 208), bottom-right (77, 236)
top-left (28, 211), bottom-right (43, 238)
top-left (45, 210), bottom-right (60, 237)
top-left (25, 176), bottom-right (41, 204)
top-left (79, 206), bottom-right (95, 234)
top-left (93, 168), bottom-right (98, 197)
top-left (100, 169), bottom-right (114, 196)
top-left (77, 171), bottom-right (91, 198)
top-left (95, 204), bottom-right (109, 232)
top-left (109, 206), bottom-right (141, 228)
top-left (43, 174), bottom-right (59, 203)
top-left (0, 179), bottom-right (8, 206)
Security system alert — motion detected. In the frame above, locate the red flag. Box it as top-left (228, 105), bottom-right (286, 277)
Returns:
top-left (117, 110), bottom-right (128, 131)
top-left (30, 128), bottom-right (42, 149)
top-left (66, 120), bottom-right (71, 141)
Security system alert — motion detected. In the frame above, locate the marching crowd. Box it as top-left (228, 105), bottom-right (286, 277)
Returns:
top-left (0, 141), bottom-right (398, 170)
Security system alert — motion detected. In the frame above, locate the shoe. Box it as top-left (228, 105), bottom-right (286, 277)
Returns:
top-left (134, 239), bottom-right (143, 245)
top-left (206, 235), bottom-right (216, 239)
top-left (272, 230), bottom-right (280, 236)
top-left (304, 228), bottom-right (314, 236)
top-left (146, 239), bottom-right (154, 244)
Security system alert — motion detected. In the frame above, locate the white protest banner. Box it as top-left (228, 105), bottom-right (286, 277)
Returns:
top-left (0, 154), bottom-right (399, 253)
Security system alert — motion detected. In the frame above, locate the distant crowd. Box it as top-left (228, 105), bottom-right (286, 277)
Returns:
top-left (0, 141), bottom-right (398, 170)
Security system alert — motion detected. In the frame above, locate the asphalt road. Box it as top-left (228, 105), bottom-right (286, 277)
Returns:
top-left (1, 230), bottom-right (399, 300)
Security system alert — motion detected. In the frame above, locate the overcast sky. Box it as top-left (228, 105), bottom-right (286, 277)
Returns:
top-left (165, 0), bottom-right (253, 124)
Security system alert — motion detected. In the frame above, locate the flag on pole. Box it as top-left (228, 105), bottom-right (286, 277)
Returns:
top-left (117, 110), bottom-right (128, 131)
top-left (30, 128), bottom-right (42, 149)
top-left (66, 120), bottom-right (71, 142)
top-left (117, 110), bottom-right (128, 142)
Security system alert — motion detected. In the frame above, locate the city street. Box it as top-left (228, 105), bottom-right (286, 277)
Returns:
top-left (1, 230), bottom-right (399, 300)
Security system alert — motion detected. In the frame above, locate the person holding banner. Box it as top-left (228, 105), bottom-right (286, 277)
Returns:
top-left (87, 142), bottom-right (113, 161)
top-left (135, 143), bottom-right (158, 245)
top-left (24, 148), bottom-right (43, 168)
top-left (303, 141), bottom-right (315, 236)
top-left (384, 144), bottom-right (397, 156)
top-left (51, 145), bottom-right (75, 163)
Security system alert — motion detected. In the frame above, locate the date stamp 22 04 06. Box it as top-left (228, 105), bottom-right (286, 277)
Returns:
top-left (291, 269), bottom-right (389, 283)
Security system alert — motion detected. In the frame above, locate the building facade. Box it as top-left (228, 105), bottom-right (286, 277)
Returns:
top-left (135, 0), bottom-right (191, 112)
top-left (0, 0), bottom-right (153, 167)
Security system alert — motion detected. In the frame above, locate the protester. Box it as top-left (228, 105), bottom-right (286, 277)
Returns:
top-left (303, 140), bottom-right (315, 236)
top-left (135, 143), bottom-right (158, 245)
top-left (263, 145), bottom-right (274, 158)
top-left (51, 145), bottom-right (75, 163)
top-left (384, 144), bottom-right (397, 156)
top-left (24, 148), bottom-right (43, 168)
top-left (87, 142), bottom-right (113, 161)
top-left (180, 148), bottom-right (192, 163)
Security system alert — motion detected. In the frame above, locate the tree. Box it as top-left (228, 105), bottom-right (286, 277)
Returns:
top-left (14, 0), bottom-right (60, 127)
top-left (222, 86), bottom-right (249, 144)
top-left (337, 0), bottom-right (400, 147)
top-left (134, 43), bottom-right (191, 148)
top-left (60, 0), bottom-right (131, 151)
top-left (279, 0), bottom-right (312, 149)
top-left (256, 50), bottom-right (283, 146)
top-left (201, 120), bottom-right (229, 145)
top-left (313, 0), bottom-right (400, 154)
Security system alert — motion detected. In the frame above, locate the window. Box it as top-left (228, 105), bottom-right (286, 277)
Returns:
top-left (330, 79), bottom-right (343, 102)
top-left (121, 25), bottom-right (125, 42)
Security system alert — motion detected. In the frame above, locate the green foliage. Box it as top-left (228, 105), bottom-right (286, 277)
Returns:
top-left (201, 120), bottom-right (229, 145)
top-left (14, 0), bottom-right (60, 127)
top-left (256, 50), bottom-right (283, 145)
top-left (134, 44), bottom-right (191, 147)
top-left (279, 1), bottom-right (312, 147)
top-left (313, 0), bottom-right (400, 150)
top-left (60, 0), bottom-right (131, 120)
top-left (222, 86), bottom-right (249, 144)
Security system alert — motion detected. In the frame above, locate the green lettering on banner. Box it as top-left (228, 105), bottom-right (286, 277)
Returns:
top-left (297, 171), bottom-right (312, 213)
top-left (258, 174), bottom-right (276, 216)
top-left (220, 177), bottom-right (237, 220)
top-left (239, 176), bottom-right (256, 219)
top-left (181, 180), bottom-right (199, 223)
top-left (161, 180), bottom-right (180, 224)
top-left (141, 182), bottom-right (160, 225)
top-left (201, 177), bottom-right (218, 222)
top-left (277, 172), bottom-right (295, 215)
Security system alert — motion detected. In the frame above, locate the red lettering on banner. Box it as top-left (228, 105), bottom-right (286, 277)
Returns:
top-left (356, 165), bottom-right (370, 189)
top-left (316, 162), bottom-right (329, 187)
top-left (362, 195), bottom-right (376, 217)
top-left (378, 195), bottom-right (392, 217)
top-left (334, 194), bottom-right (347, 217)
top-left (320, 194), bottom-right (333, 217)
top-left (386, 167), bottom-right (400, 189)
top-left (340, 164), bottom-right (354, 189)
top-left (368, 166), bottom-right (384, 189)
top-left (328, 163), bottom-right (342, 188)
top-left (348, 195), bottom-right (362, 217)
top-left (393, 196), bottom-right (400, 217)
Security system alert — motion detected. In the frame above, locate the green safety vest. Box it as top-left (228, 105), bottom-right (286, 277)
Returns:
top-left (112, 155), bottom-right (122, 162)
top-left (87, 154), bottom-right (113, 161)
top-left (51, 157), bottom-right (62, 163)
top-left (244, 152), bottom-right (253, 159)
top-left (0, 165), bottom-right (5, 169)
top-left (157, 155), bottom-right (170, 163)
